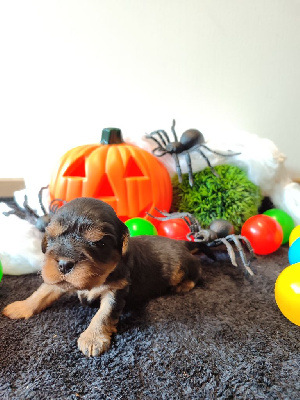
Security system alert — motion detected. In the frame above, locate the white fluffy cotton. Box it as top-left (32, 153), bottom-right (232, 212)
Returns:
top-left (0, 203), bottom-right (44, 275)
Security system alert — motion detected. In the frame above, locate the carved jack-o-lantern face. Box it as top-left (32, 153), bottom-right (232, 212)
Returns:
top-left (49, 128), bottom-right (173, 221)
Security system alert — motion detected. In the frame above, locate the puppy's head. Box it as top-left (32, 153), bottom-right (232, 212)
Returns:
top-left (41, 198), bottom-right (129, 290)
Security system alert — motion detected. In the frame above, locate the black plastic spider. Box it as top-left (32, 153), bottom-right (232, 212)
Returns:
top-left (148, 209), bottom-right (255, 277)
top-left (3, 186), bottom-right (66, 232)
top-left (146, 119), bottom-right (240, 186)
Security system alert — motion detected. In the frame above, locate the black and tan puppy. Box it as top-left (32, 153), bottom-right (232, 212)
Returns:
top-left (3, 198), bottom-right (210, 357)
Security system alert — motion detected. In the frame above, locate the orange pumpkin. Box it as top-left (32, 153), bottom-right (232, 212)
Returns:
top-left (49, 128), bottom-right (173, 222)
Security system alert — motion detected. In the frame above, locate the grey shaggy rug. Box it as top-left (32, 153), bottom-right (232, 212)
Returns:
top-left (0, 244), bottom-right (299, 400)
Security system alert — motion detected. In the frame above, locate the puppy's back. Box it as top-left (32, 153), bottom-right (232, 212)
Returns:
top-left (123, 235), bottom-right (202, 304)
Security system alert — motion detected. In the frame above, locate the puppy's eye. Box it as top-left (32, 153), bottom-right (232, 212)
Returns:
top-left (90, 239), bottom-right (105, 246)
top-left (89, 234), bottom-right (115, 248)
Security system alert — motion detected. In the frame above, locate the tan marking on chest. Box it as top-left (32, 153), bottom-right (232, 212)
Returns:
top-left (77, 279), bottom-right (128, 303)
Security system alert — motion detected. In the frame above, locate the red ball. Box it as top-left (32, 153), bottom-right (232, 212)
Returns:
top-left (157, 219), bottom-right (192, 240)
top-left (241, 214), bottom-right (283, 255)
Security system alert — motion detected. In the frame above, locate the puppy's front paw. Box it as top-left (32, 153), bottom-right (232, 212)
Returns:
top-left (78, 329), bottom-right (111, 357)
top-left (2, 300), bottom-right (34, 319)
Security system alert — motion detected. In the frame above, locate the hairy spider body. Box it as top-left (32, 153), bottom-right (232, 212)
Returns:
top-left (146, 120), bottom-right (240, 186)
top-left (148, 209), bottom-right (255, 277)
top-left (181, 129), bottom-right (204, 149)
top-left (164, 130), bottom-right (204, 154)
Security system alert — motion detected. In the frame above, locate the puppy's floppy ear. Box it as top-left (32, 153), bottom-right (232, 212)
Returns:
top-left (41, 234), bottom-right (48, 254)
top-left (117, 219), bottom-right (129, 256)
top-left (121, 231), bottom-right (129, 256)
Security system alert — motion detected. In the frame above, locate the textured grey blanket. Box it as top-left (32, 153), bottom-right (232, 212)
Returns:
top-left (0, 246), bottom-right (299, 400)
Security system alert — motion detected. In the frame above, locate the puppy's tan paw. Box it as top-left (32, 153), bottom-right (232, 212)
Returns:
top-left (2, 300), bottom-right (34, 319)
top-left (78, 330), bottom-right (111, 357)
top-left (175, 280), bottom-right (196, 294)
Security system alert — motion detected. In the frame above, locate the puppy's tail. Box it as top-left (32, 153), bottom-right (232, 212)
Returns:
top-left (184, 241), bottom-right (216, 261)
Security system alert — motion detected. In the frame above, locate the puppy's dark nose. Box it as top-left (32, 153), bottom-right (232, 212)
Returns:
top-left (58, 260), bottom-right (75, 275)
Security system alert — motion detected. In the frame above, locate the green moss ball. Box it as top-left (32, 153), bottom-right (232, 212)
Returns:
top-left (172, 164), bottom-right (262, 233)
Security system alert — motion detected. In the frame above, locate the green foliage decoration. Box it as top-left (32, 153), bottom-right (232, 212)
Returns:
top-left (172, 164), bottom-right (262, 233)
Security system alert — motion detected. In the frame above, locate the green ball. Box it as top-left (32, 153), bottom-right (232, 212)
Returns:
top-left (0, 259), bottom-right (3, 282)
top-left (125, 218), bottom-right (158, 237)
top-left (263, 208), bottom-right (295, 244)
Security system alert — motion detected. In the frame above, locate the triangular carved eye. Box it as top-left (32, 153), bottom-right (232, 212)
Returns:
top-left (63, 158), bottom-right (86, 177)
top-left (124, 157), bottom-right (144, 178)
top-left (93, 174), bottom-right (114, 197)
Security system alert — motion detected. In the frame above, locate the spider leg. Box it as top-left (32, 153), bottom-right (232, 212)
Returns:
top-left (153, 207), bottom-right (173, 216)
top-left (184, 151), bottom-right (194, 186)
top-left (23, 195), bottom-right (39, 219)
top-left (210, 238), bottom-right (239, 267)
top-left (153, 207), bottom-right (169, 216)
top-left (146, 209), bottom-right (195, 222)
top-left (145, 135), bottom-right (167, 157)
top-left (234, 235), bottom-right (255, 260)
top-left (157, 129), bottom-right (171, 146)
top-left (208, 235), bottom-right (254, 276)
top-left (186, 232), bottom-right (194, 241)
top-left (171, 119), bottom-right (179, 142)
top-left (183, 215), bottom-right (193, 227)
top-left (173, 153), bottom-right (183, 182)
top-left (197, 148), bottom-right (219, 178)
top-left (146, 208), bottom-right (171, 220)
top-left (153, 148), bottom-right (168, 157)
top-left (38, 185), bottom-right (49, 216)
top-left (2, 210), bottom-right (16, 217)
top-left (201, 144), bottom-right (241, 157)
top-left (49, 198), bottom-right (66, 214)
top-left (224, 235), bottom-right (254, 276)
top-left (147, 130), bottom-right (170, 147)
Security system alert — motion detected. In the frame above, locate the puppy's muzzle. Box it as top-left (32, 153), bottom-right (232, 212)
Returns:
top-left (58, 260), bottom-right (75, 275)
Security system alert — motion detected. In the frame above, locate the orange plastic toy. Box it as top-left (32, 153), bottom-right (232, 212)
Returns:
top-left (49, 128), bottom-right (173, 222)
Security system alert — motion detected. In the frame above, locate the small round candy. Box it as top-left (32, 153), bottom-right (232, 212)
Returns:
top-left (289, 225), bottom-right (300, 247)
top-left (241, 214), bottom-right (283, 255)
top-left (125, 218), bottom-right (158, 237)
top-left (263, 208), bottom-right (294, 244)
top-left (275, 263), bottom-right (300, 326)
top-left (288, 237), bottom-right (300, 265)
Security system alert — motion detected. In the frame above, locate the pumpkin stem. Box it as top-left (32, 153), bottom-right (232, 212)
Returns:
top-left (101, 128), bottom-right (124, 145)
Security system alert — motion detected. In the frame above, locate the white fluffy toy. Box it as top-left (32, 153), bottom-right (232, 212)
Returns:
top-left (1, 126), bottom-right (299, 275)
top-left (0, 203), bottom-right (44, 275)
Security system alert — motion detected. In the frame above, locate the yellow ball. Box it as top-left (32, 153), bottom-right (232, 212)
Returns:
top-left (289, 225), bottom-right (300, 246)
top-left (275, 263), bottom-right (300, 326)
